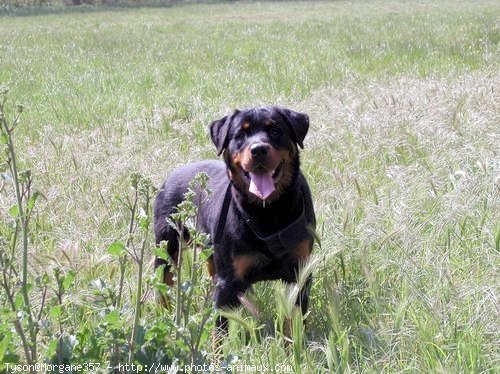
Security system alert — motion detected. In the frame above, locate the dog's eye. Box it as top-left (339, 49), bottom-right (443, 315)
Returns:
top-left (235, 131), bottom-right (246, 141)
top-left (269, 126), bottom-right (282, 138)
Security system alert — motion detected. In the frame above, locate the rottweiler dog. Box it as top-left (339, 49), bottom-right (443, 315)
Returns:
top-left (154, 105), bottom-right (315, 333)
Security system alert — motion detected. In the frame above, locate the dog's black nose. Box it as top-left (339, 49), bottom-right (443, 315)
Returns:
top-left (250, 143), bottom-right (270, 158)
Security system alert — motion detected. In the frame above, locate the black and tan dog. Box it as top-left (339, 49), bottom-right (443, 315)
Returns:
top-left (154, 106), bottom-right (315, 332)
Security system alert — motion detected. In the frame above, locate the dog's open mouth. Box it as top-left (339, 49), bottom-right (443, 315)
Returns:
top-left (240, 160), bottom-right (284, 200)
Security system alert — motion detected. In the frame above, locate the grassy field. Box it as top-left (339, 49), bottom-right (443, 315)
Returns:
top-left (0, 0), bottom-right (499, 372)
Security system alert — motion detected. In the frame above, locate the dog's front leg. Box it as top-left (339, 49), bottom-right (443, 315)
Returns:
top-left (213, 276), bottom-right (249, 334)
top-left (297, 274), bottom-right (312, 316)
top-left (280, 255), bottom-right (313, 339)
top-left (211, 277), bottom-right (250, 356)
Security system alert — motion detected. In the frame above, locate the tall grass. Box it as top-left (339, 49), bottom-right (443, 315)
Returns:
top-left (0, 0), bottom-right (498, 371)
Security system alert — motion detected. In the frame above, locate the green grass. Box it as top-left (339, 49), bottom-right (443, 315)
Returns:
top-left (1, 1), bottom-right (498, 131)
top-left (0, 0), bottom-right (499, 372)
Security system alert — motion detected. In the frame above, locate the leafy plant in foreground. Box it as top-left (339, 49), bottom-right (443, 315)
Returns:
top-left (0, 88), bottom-right (79, 370)
top-left (0, 87), bottom-right (39, 367)
top-left (157, 172), bottom-right (217, 367)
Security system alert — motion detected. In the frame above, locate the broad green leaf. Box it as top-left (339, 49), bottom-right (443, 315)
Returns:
top-left (62, 270), bottom-right (76, 290)
top-left (49, 305), bottom-right (62, 318)
top-left (0, 332), bottom-right (12, 362)
top-left (153, 247), bottom-right (169, 261)
top-left (199, 247), bottom-right (213, 262)
top-left (46, 338), bottom-right (58, 358)
top-left (107, 242), bottom-right (126, 257)
top-left (105, 310), bottom-right (120, 325)
top-left (14, 293), bottom-right (23, 310)
top-left (8, 204), bottom-right (19, 218)
top-left (27, 191), bottom-right (40, 210)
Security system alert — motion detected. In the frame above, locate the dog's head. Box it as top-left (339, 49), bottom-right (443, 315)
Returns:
top-left (210, 106), bottom-right (309, 203)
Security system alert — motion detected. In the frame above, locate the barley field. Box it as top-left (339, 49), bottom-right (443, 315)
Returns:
top-left (0, 1), bottom-right (499, 372)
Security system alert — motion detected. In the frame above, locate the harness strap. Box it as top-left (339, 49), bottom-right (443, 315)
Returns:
top-left (213, 182), bottom-right (233, 245)
top-left (244, 197), bottom-right (309, 253)
top-left (213, 182), bottom-right (311, 254)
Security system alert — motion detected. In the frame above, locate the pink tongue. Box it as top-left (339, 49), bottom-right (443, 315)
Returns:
top-left (249, 172), bottom-right (275, 200)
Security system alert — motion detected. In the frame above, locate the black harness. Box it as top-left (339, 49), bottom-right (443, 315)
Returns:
top-left (213, 182), bottom-right (311, 256)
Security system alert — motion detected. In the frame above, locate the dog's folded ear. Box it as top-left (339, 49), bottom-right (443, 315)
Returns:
top-left (277, 107), bottom-right (309, 149)
top-left (210, 110), bottom-right (239, 156)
